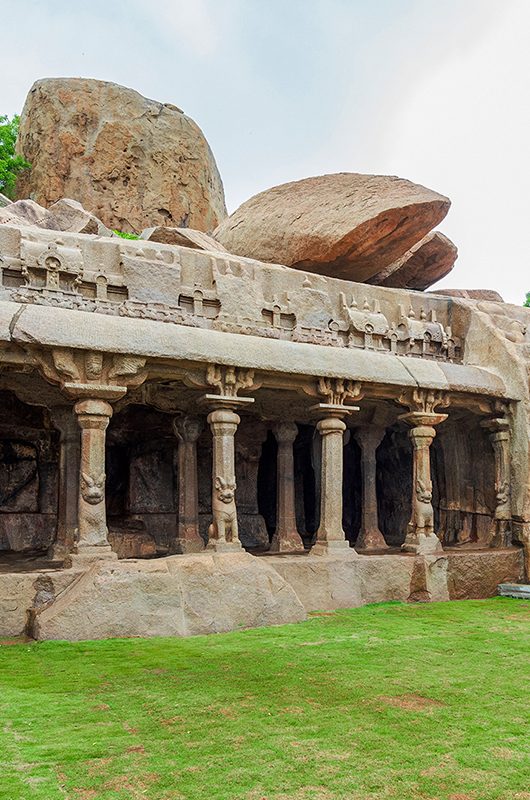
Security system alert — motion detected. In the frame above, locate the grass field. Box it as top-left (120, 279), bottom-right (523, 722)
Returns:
top-left (0, 598), bottom-right (529, 800)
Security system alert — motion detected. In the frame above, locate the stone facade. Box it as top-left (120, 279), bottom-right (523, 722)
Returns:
top-left (0, 218), bottom-right (528, 641)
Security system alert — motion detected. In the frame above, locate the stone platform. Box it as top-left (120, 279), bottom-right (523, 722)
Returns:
top-left (0, 547), bottom-right (524, 641)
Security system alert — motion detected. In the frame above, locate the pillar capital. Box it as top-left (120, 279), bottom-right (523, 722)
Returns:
top-left (353, 424), bottom-right (386, 449)
top-left (398, 410), bottom-right (448, 430)
top-left (207, 407), bottom-right (240, 431)
top-left (173, 415), bottom-right (203, 444)
top-left (49, 405), bottom-right (79, 438)
top-left (74, 399), bottom-right (113, 428)
top-left (272, 421), bottom-right (298, 445)
top-left (316, 416), bottom-right (347, 435)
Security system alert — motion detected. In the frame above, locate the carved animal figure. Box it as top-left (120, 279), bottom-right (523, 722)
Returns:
top-left (80, 472), bottom-right (105, 505)
top-left (208, 476), bottom-right (238, 544)
top-left (413, 479), bottom-right (434, 535)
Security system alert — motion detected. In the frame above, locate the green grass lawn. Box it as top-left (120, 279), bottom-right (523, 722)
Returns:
top-left (0, 598), bottom-right (529, 800)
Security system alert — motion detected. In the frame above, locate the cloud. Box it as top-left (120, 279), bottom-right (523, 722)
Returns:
top-left (128, 0), bottom-right (231, 59)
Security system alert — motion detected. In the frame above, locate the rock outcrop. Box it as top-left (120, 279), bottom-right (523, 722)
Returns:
top-left (368, 231), bottom-right (457, 290)
top-left (214, 173), bottom-right (450, 283)
top-left (429, 288), bottom-right (505, 302)
top-left (140, 225), bottom-right (228, 252)
top-left (0, 197), bottom-right (110, 234)
top-left (16, 78), bottom-right (227, 234)
top-left (30, 553), bottom-right (307, 641)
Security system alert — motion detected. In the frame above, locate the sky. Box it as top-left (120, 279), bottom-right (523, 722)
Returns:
top-left (2, 0), bottom-right (529, 304)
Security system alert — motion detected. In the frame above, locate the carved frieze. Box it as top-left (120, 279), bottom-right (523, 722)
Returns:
top-left (1, 226), bottom-right (464, 365)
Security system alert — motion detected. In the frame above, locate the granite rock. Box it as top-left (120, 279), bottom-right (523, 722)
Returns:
top-left (16, 78), bottom-right (227, 234)
top-left (214, 173), bottom-right (450, 282)
top-left (368, 231), bottom-right (457, 290)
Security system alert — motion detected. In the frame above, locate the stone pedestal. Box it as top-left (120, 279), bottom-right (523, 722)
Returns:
top-left (68, 399), bottom-right (117, 566)
top-left (481, 416), bottom-right (512, 547)
top-left (206, 406), bottom-right (243, 552)
top-left (270, 422), bottom-right (304, 553)
top-left (173, 416), bottom-right (204, 554)
top-left (311, 407), bottom-right (354, 556)
top-left (354, 426), bottom-right (388, 551)
top-left (399, 411), bottom-right (447, 554)
top-left (48, 407), bottom-right (80, 560)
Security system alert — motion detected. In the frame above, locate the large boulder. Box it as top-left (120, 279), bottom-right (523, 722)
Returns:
top-left (214, 173), bottom-right (450, 282)
top-left (368, 231), bottom-right (457, 290)
top-left (16, 78), bottom-right (227, 234)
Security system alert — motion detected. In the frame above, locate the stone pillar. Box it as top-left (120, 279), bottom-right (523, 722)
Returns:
top-left (354, 425), bottom-right (388, 551)
top-left (270, 422), bottom-right (304, 552)
top-left (70, 398), bottom-right (116, 564)
top-left (207, 407), bottom-right (242, 552)
top-left (235, 420), bottom-right (268, 549)
top-left (399, 411), bottom-right (447, 554)
top-left (311, 412), bottom-right (353, 556)
top-left (173, 415), bottom-right (203, 554)
top-left (481, 416), bottom-right (512, 547)
top-left (48, 407), bottom-right (80, 560)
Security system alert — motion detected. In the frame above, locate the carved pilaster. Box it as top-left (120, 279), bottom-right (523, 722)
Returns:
top-left (353, 425), bottom-right (388, 551)
top-left (173, 415), bottom-right (204, 554)
top-left (481, 415), bottom-right (512, 547)
top-left (207, 408), bottom-right (242, 552)
top-left (200, 363), bottom-right (261, 553)
top-left (65, 399), bottom-right (116, 566)
top-left (270, 422), bottom-right (304, 553)
top-left (308, 378), bottom-right (362, 556)
top-left (398, 389), bottom-right (448, 554)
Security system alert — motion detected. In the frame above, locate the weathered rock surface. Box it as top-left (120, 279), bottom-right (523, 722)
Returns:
top-left (368, 231), bottom-right (457, 290)
top-left (140, 225), bottom-right (228, 252)
top-left (430, 288), bottom-right (505, 302)
top-left (16, 78), bottom-right (227, 234)
top-left (214, 173), bottom-right (450, 282)
top-left (0, 197), bottom-right (110, 234)
top-left (31, 553), bottom-right (306, 641)
top-left (0, 199), bottom-right (49, 227)
top-left (46, 198), bottom-right (110, 235)
top-left (446, 548), bottom-right (524, 599)
top-left (108, 530), bottom-right (157, 559)
top-left (0, 193), bottom-right (12, 207)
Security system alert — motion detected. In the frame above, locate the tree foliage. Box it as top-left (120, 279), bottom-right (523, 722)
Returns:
top-left (0, 115), bottom-right (30, 199)
top-left (525, 292), bottom-right (530, 307)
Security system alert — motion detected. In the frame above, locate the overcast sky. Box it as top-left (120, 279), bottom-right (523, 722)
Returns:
top-left (2, 0), bottom-right (529, 304)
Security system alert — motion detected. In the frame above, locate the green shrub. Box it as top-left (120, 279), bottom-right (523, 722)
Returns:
top-left (113, 229), bottom-right (140, 240)
top-left (0, 115), bottom-right (30, 199)
top-left (525, 292), bottom-right (530, 307)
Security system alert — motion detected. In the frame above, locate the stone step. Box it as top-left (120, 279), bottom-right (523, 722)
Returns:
top-left (498, 583), bottom-right (530, 599)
